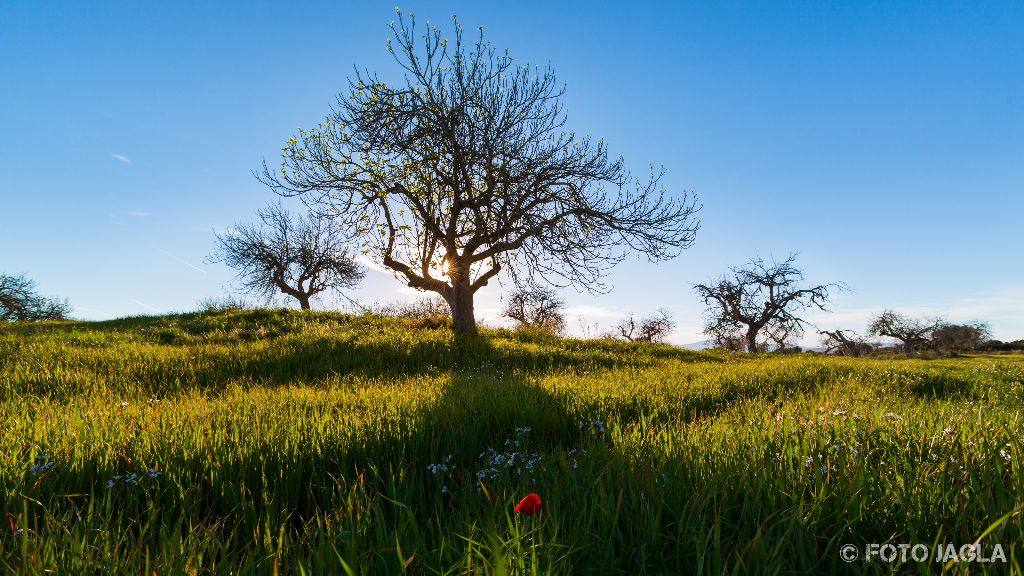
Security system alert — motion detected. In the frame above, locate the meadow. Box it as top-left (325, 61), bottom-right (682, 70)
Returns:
top-left (0, 309), bottom-right (1021, 574)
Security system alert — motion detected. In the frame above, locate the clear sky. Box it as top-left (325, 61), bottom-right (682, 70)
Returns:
top-left (2, 1), bottom-right (1022, 345)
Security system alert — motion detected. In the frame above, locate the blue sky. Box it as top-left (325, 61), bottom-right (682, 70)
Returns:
top-left (1, 1), bottom-right (1021, 345)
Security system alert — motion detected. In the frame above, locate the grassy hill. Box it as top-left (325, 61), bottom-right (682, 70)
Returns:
top-left (1, 310), bottom-right (1022, 574)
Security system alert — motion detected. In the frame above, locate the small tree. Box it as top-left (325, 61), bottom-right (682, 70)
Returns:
top-left (866, 310), bottom-right (940, 354)
top-left (502, 285), bottom-right (566, 334)
top-left (0, 274), bottom-right (71, 321)
top-left (819, 329), bottom-right (873, 356)
top-left (616, 309), bottom-right (675, 343)
top-left (259, 12), bottom-right (700, 335)
top-left (209, 203), bottom-right (365, 310)
top-left (694, 254), bottom-right (842, 352)
top-left (931, 322), bottom-right (991, 354)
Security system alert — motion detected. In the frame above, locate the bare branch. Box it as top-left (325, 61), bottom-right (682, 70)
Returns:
top-left (0, 274), bottom-right (71, 321)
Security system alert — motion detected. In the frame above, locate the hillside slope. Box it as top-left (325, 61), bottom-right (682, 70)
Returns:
top-left (1, 310), bottom-right (1022, 574)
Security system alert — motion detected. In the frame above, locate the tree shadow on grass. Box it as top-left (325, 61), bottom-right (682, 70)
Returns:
top-left (159, 356), bottom-right (583, 554)
top-left (909, 372), bottom-right (977, 399)
top-left (13, 333), bottom-right (902, 573)
top-left (175, 330), bottom-right (717, 395)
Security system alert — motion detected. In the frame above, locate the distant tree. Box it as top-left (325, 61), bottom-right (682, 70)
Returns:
top-left (258, 12), bottom-right (700, 336)
top-left (502, 285), bottom-right (566, 334)
top-left (819, 329), bottom-right (873, 357)
top-left (694, 254), bottom-right (843, 352)
top-left (209, 203), bottom-right (365, 310)
top-left (980, 339), bottom-right (1024, 352)
top-left (0, 274), bottom-right (71, 321)
top-left (196, 295), bottom-right (252, 313)
top-left (930, 322), bottom-right (991, 354)
top-left (616, 309), bottom-right (675, 343)
top-left (866, 310), bottom-right (941, 354)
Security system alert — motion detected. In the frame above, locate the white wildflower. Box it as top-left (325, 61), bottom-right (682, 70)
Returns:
top-left (30, 454), bottom-right (54, 476)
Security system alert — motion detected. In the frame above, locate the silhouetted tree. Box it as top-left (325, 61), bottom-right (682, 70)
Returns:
top-left (694, 254), bottom-right (843, 352)
top-left (0, 274), bottom-right (71, 321)
top-left (502, 285), bottom-right (566, 334)
top-left (931, 322), bottom-right (991, 354)
top-left (819, 329), bottom-right (873, 356)
top-left (209, 203), bottom-right (365, 310)
top-left (259, 12), bottom-right (700, 335)
top-left (616, 309), bottom-right (675, 343)
top-left (866, 310), bottom-right (941, 354)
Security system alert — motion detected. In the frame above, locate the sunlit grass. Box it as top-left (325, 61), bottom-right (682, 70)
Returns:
top-left (1, 310), bottom-right (1022, 574)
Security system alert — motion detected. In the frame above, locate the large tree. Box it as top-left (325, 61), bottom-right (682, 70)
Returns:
top-left (209, 203), bottom-right (366, 310)
top-left (0, 274), bottom-right (71, 321)
top-left (259, 12), bottom-right (700, 335)
top-left (694, 254), bottom-right (842, 352)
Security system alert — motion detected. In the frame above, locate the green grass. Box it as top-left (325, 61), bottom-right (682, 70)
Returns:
top-left (1, 309), bottom-right (1022, 574)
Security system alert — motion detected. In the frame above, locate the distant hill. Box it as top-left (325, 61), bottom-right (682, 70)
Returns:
top-left (682, 339), bottom-right (716, 350)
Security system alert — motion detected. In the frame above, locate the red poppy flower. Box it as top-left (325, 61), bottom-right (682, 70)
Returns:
top-left (515, 493), bottom-right (542, 515)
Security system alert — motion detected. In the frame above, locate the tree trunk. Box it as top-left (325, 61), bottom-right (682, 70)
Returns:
top-left (447, 280), bottom-right (477, 336)
top-left (746, 329), bottom-right (759, 353)
top-left (298, 296), bottom-right (311, 311)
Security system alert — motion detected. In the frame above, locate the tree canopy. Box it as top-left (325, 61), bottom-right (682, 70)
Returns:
top-left (259, 11), bottom-right (700, 334)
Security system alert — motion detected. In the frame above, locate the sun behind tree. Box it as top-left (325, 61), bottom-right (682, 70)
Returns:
top-left (259, 10), bottom-right (701, 335)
